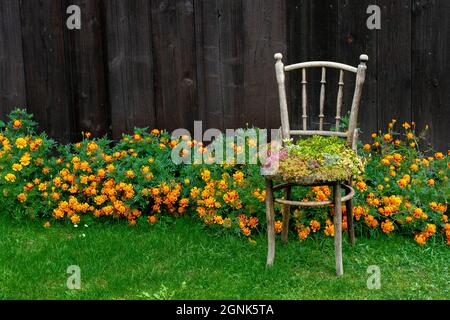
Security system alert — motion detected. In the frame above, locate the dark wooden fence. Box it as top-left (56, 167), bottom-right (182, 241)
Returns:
top-left (0, 0), bottom-right (449, 150)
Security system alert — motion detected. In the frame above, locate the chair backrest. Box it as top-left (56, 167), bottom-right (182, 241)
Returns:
top-left (274, 53), bottom-right (368, 148)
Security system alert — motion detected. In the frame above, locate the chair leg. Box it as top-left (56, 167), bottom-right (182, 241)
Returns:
top-left (281, 186), bottom-right (292, 245)
top-left (334, 182), bottom-right (343, 276)
top-left (265, 178), bottom-right (276, 267)
top-left (346, 198), bottom-right (356, 246)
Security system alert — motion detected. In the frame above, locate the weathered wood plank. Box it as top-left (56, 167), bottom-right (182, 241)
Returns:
top-left (151, 0), bottom-right (197, 132)
top-left (242, 0), bottom-right (286, 129)
top-left (412, 0), bottom-right (450, 151)
top-left (103, 0), bottom-right (155, 139)
top-left (377, 0), bottom-right (412, 130)
top-left (338, 0), bottom-right (378, 141)
top-left (20, 0), bottom-right (74, 142)
top-left (64, 0), bottom-right (109, 139)
top-left (0, 0), bottom-right (26, 116)
top-left (218, 0), bottom-right (244, 129)
top-left (194, 0), bottom-right (223, 130)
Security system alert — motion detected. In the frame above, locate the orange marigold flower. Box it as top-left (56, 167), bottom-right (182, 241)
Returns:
top-left (13, 120), bottom-right (22, 128)
top-left (310, 220), bottom-right (321, 233)
top-left (363, 144), bottom-right (371, 151)
top-left (414, 233), bottom-right (427, 246)
top-left (427, 179), bottom-right (435, 186)
top-left (240, 227), bottom-right (250, 237)
top-left (298, 227), bottom-right (310, 241)
top-left (381, 220), bottom-right (395, 234)
top-left (232, 171), bottom-right (244, 182)
top-left (435, 152), bottom-right (444, 160)
top-left (274, 221), bottom-right (283, 234)
top-left (397, 179), bottom-right (407, 189)
top-left (356, 181), bottom-right (368, 192)
top-left (17, 193), bottom-right (27, 202)
top-left (151, 129), bottom-right (160, 136)
top-left (71, 214), bottom-right (80, 225)
top-left (383, 134), bottom-right (392, 142)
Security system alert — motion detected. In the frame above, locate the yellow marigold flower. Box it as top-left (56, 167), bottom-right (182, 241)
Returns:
top-left (126, 170), bottom-right (135, 179)
top-left (397, 179), bottom-right (407, 189)
top-left (406, 132), bottom-right (414, 140)
top-left (201, 169), bottom-right (211, 182)
top-left (393, 153), bottom-right (403, 162)
top-left (13, 120), bottom-right (22, 128)
top-left (151, 129), bottom-right (160, 136)
top-left (410, 142), bottom-right (416, 148)
top-left (12, 163), bottom-right (23, 171)
top-left (190, 187), bottom-right (200, 199)
top-left (43, 221), bottom-right (51, 229)
top-left (15, 137), bottom-right (27, 149)
top-left (87, 141), bottom-right (98, 152)
top-left (371, 133), bottom-right (377, 139)
top-left (70, 214), bottom-right (80, 225)
top-left (214, 215), bottom-right (224, 225)
top-left (324, 221), bottom-right (334, 236)
top-left (363, 144), bottom-right (371, 151)
top-left (425, 224), bottom-right (436, 236)
top-left (383, 134), bottom-right (392, 142)
top-left (402, 122), bottom-right (411, 129)
top-left (17, 193), bottom-right (27, 202)
top-left (413, 208), bottom-right (425, 219)
top-left (232, 171), bottom-right (244, 182)
top-left (410, 164), bottom-right (419, 172)
top-left (4, 173), bottom-right (16, 182)
top-left (427, 179), bottom-right (435, 186)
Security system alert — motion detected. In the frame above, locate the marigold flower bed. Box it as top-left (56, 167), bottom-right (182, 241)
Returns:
top-left (0, 109), bottom-right (449, 246)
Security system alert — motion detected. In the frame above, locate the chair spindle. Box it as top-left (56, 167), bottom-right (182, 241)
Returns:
top-left (319, 67), bottom-right (326, 131)
top-left (301, 68), bottom-right (308, 130)
top-left (335, 70), bottom-right (344, 132)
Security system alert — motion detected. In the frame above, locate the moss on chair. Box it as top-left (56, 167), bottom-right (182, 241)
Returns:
top-left (265, 136), bottom-right (364, 184)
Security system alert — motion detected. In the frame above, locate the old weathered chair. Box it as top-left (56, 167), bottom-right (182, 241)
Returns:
top-left (265, 53), bottom-right (368, 276)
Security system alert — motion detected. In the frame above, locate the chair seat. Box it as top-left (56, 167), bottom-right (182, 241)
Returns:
top-left (262, 136), bottom-right (363, 186)
top-left (264, 153), bottom-right (357, 185)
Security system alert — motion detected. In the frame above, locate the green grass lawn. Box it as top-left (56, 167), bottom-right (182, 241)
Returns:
top-left (0, 215), bottom-right (449, 300)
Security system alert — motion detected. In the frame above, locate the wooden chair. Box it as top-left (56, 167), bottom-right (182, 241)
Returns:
top-left (265, 53), bottom-right (368, 276)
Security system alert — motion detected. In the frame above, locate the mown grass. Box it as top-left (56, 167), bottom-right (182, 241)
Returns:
top-left (0, 215), bottom-right (448, 300)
